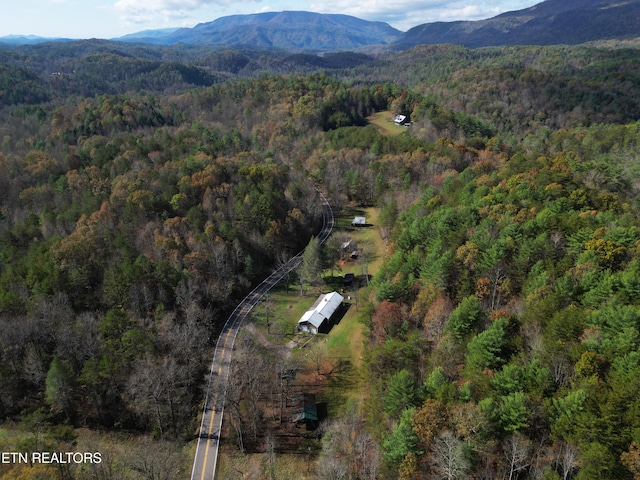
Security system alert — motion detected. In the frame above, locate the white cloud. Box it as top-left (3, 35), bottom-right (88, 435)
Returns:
top-left (308, 0), bottom-right (537, 31)
top-left (255, 5), bottom-right (276, 13)
top-left (114, 0), bottom-right (242, 25)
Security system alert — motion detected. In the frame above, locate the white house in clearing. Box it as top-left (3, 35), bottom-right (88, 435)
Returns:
top-left (297, 291), bottom-right (344, 334)
top-left (394, 114), bottom-right (407, 125)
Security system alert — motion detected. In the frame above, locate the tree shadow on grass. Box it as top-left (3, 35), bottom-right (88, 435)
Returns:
top-left (322, 358), bottom-right (359, 417)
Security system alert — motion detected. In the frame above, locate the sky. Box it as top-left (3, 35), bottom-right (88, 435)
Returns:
top-left (1, 0), bottom-right (542, 39)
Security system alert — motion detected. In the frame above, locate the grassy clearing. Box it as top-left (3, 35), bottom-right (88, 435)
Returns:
top-left (250, 206), bottom-right (385, 353)
top-left (367, 110), bottom-right (406, 136)
top-left (250, 285), bottom-right (326, 347)
top-left (293, 207), bottom-right (384, 365)
top-left (325, 287), bottom-right (371, 365)
top-left (351, 206), bottom-right (386, 275)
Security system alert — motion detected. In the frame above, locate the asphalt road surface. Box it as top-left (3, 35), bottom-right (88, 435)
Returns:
top-left (190, 189), bottom-right (333, 480)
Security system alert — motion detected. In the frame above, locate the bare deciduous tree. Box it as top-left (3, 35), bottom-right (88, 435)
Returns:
top-left (260, 293), bottom-right (276, 333)
top-left (315, 406), bottom-right (380, 480)
top-left (431, 430), bottom-right (470, 480)
top-left (503, 433), bottom-right (532, 480)
top-left (315, 454), bottom-right (349, 480)
top-left (125, 436), bottom-right (189, 480)
top-left (553, 440), bottom-right (579, 480)
top-left (264, 433), bottom-right (277, 480)
top-left (126, 355), bottom-right (192, 439)
top-left (225, 366), bottom-right (246, 452)
top-left (307, 341), bottom-right (329, 378)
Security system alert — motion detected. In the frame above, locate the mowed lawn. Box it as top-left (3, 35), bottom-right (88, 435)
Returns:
top-left (250, 206), bottom-right (385, 367)
top-left (367, 110), bottom-right (406, 136)
top-left (325, 207), bottom-right (385, 367)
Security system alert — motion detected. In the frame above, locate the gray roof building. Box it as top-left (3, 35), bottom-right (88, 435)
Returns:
top-left (297, 291), bottom-right (344, 334)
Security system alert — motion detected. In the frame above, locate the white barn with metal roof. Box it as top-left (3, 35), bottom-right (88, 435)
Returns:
top-left (298, 291), bottom-right (344, 334)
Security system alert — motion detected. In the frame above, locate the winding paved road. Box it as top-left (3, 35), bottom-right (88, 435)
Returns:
top-left (190, 189), bottom-right (333, 480)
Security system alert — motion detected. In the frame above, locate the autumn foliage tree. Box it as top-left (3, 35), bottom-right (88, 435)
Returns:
top-left (371, 300), bottom-right (405, 345)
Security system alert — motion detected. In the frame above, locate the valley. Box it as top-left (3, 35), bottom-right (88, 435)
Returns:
top-left (1, 1), bottom-right (640, 478)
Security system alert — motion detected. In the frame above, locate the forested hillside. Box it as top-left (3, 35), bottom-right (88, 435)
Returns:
top-left (359, 122), bottom-right (640, 479)
top-left (1, 38), bottom-right (640, 479)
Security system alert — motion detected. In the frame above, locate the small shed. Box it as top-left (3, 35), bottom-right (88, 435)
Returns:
top-left (340, 239), bottom-right (352, 249)
top-left (343, 273), bottom-right (355, 287)
top-left (351, 217), bottom-right (366, 227)
top-left (293, 393), bottom-right (318, 429)
top-left (340, 239), bottom-right (356, 260)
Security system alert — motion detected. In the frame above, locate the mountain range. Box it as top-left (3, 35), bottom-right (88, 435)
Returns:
top-left (122, 11), bottom-right (402, 51)
top-left (2, 0), bottom-right (639, 51)
top-left (399, 0), bottom-right (640, 49)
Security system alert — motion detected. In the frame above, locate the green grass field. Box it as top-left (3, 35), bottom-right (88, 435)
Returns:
top-left (250, 207), bottom-right (384, 360)
top-left (367, 111), bottom-right (406, 136)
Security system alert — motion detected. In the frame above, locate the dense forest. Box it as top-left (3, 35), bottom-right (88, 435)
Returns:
top-left (1, 38), bottom-right (640, 479)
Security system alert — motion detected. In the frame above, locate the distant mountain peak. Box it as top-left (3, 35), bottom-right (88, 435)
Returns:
top-left (398, 0), bottom-right (640, 48)
top-left (116, 28), bottom-right (180, 41)
top-left (0, 34), bottom-right (69, 45)
top-left (115, 11), bottom-right (401, 51)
